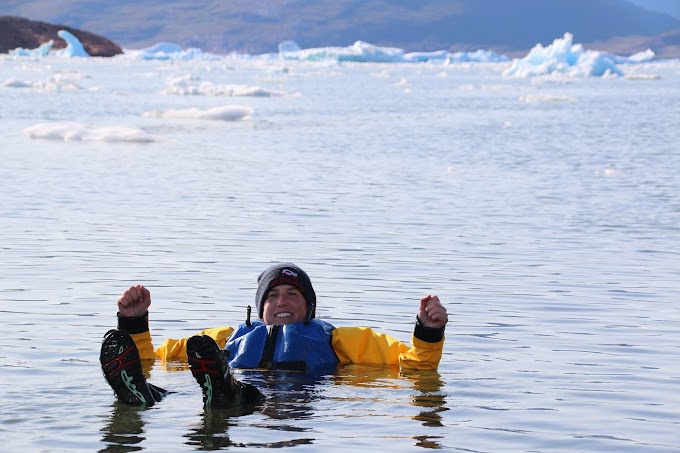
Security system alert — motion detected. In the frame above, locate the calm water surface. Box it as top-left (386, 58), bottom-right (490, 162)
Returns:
top-left (1, 55), bottom-right (679, 452)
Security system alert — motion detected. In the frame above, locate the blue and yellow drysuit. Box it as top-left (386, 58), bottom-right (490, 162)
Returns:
top-left (119, 313), bottom-right (445, 371)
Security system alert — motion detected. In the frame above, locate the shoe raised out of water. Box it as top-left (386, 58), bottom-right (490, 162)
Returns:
top-left (100, 329), bottom-right (166, 406)
top-left (187, 335), bottom-right (264, 408)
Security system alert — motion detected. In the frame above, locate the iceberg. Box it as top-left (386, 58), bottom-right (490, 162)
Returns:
top-left (445, 49), bottom-right (510, 63)
top-left (278, 40), bottom-right (405, 63)
top-left (10, 30), bottom-right (90, 58)
top-left (276, 40), bottom-right (508, 64)
top-left (278, 40), bottom-right (301, 56)
top-left (52, 30), bottom-right (90, 57)
top-left (140, 42), bottom-right (184, 54)
top-left (502, 33), bottom-right (653, 78)
top-left (9, 40), bottom-right (54, 58)
top-left (123, 42), bottom-right (221, 60)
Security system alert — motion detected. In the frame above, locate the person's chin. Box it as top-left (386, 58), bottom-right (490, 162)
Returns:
top-left (271, 316), bottom-right (299, 325)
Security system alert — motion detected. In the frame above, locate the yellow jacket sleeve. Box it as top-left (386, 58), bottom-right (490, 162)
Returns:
top-left (331, 326), bottom-right (444, 370)
top-left (130, 331), bottom-right (156, 361)
top-left (153, 326), bottom-right (235, 360)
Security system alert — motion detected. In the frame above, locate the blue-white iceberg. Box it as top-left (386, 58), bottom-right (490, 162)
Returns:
top-left (277, 40), bottom-right (509, 64)
top-left (124, 42), bottom-right (221, 60)
top-left (10, 40), bottom-right (54, 58)
top-left (503, 33), bottom-right (654, 78)
top-left (53, 30), bottom-right (90, 57)
top-left (9, 30), bottom-right (89, 58)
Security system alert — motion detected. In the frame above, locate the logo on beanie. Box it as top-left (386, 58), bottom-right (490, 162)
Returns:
top-left (282, 269), bottom-right (298, 277)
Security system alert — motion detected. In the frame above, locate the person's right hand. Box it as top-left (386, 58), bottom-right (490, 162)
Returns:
top-left (117, 284), bottom-right (151, 318)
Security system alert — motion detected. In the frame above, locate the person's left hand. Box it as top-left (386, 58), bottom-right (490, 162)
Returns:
top-left (418, 295), bottom-right (448, 329)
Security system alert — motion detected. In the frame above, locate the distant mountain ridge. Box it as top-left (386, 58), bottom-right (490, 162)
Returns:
top-left (1, 0), bottom-right (679, 58)
top-left (626, 0), bottom-right (680, 19)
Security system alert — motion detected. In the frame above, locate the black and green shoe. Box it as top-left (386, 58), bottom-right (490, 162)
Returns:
top-left (100, 329), bottom-right (166, 406)
top-left (187, 335), bottom-right (264, 408)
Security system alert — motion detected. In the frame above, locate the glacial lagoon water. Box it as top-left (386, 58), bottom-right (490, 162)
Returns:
top-left (1, 53), bottom-right (679, 452)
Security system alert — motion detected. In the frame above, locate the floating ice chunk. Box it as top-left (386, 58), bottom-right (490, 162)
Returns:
top-left (279, 40), bottom-right (404, 62)
top-left (3, 75), bottom-right (82, 91)
top-left (123, 42), bottom-right (220, 60)
top-left (519, 94), bottom-right (574, 103)
top-left (10, 40), bottom-right (54, 58)
top-left (3, 78), bottom-right (34, 88)
top-left (24, 122), bottom-right (156, 142)
top-left (595, 164), bottom-right (622, 176)
top-left (623, 72), bottom-right (661, 80)
top-left (144, 105), bottom-right (254, 121)
top-left (445, 49), bottom-right (510, 63)
top-left (142, 42), bottom-right (183, 54)
top-left (503, 33), bottom-right (623, 78)
top-left (164, 75), bottom-right (285, 97)
top-left (403, 50), bottom-right (451, 62)
top-left (393, 78), bottom-right (411, 92)
top-left (610, 49), bottom-right (655, 64)
top-left (278, 40), bottom-right (301, 56)
top-left (345, 40), bottom-right (404, 62)
top-left (276, 40), bottom-right (508, 64)
top-left (52, 30), bottom-right (90, 57)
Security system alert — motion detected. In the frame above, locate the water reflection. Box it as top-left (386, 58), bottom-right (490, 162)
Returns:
top-left (99, 403), bottom-right (147, 453)
top-left (188, 408), bottom-right (315, 450)
top-left (402, 369), bottom-right (448, 428)
top-left (100, 365), bottom-right (448, 450)
top-left (335, 365), bottom-right (448, 448)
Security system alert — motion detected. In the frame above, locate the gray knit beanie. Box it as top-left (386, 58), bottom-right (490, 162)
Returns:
top-left (255, 263), bottom-right (316, 322)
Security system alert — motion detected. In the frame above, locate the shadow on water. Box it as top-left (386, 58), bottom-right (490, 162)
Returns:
top-left (99, 366), bottom-right (448, 451)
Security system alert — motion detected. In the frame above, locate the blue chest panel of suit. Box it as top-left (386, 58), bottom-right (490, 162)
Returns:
top-left (225, 319), bottom-right (339, 372)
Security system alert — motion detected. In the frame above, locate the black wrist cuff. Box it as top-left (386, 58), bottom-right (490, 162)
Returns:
top-left (117, 311), bottom-right (149, 334)
top-left (414, 316), bottom-right (445, 343)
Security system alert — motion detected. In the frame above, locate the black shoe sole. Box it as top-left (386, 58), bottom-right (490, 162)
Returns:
top-left (100, 329), bottom-right (156, 406)
top-left (187, 335), bottom-right (236, 407)
top-left (187, 335), bottom-right (265, 408)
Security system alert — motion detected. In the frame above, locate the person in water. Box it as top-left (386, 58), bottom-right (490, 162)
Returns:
top-left (100, 262), bottom-right (448, 408)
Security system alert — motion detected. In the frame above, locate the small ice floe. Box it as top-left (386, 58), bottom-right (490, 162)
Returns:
top-left (24, 122), bottom-right (157, 142)
top-left (144, 105), bottom-right (254, 121)
top-left (394, 77), bottom-right (411, 92)
top-left (519, 94), bottom-right (574, 103)
top-left (623, 73), bottom-right (661, 80)
top-left (277, 40), bottom-right (301, 58)
top-left (595, 164), bottom-right (622, 177)
top-left (3, 73), bottom-right (84, 91)
top-left (3, 78), bottom-right (34, 88)
top-left (163, 75), bottom-right (285, 97)
top-left (370, 70), bottom-right (392, 79)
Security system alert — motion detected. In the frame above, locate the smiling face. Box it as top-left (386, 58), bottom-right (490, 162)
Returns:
top-left (261, 284), bottom-right (308, 325)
